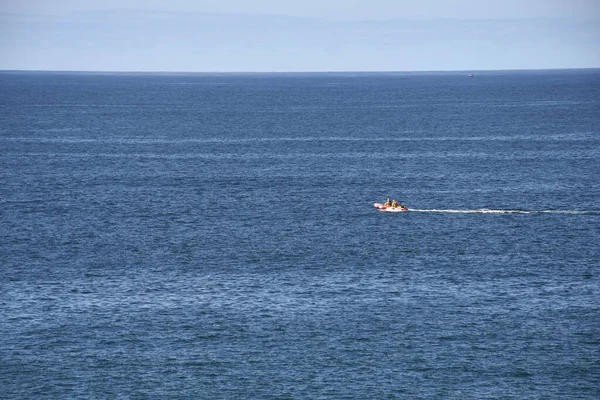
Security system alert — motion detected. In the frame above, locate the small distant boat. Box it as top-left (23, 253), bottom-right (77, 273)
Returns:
top-left (468, 74), bottom-right (474, 78)
top-left (374, 203), bottom-right (409, 212)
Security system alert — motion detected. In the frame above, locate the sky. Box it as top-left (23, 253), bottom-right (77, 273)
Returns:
top-left (1, 0), bottom-right (599, 72)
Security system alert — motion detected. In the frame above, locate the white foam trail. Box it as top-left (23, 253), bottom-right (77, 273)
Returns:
top-left (409, 209), bottom-right (531, 214)
top-left (537, 210), bottom-right (600, 215)
top-left (408, 209), bottom-right (599, 215)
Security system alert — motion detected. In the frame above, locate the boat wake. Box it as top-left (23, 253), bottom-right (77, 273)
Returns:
top-left (408, 209), bottom-right (600, 215)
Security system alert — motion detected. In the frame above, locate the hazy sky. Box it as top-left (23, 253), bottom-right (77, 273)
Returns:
top-left (1, 0), bottom-right (599, 71)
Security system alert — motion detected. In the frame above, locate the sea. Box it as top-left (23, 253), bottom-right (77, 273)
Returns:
top-left (1, 70), bottom-right (599, 399)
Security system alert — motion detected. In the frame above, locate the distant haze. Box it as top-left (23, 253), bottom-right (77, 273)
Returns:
top-left (1, 0), bottom-right (599, 72)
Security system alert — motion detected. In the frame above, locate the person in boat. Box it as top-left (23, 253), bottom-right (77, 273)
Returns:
top-left (391, 200), bottom-right (399, 208)
top-left (385, 198), bottom-right (392, 207)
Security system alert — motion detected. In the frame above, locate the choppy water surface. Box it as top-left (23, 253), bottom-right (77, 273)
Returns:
top-left (1, 70), bottom-right (599, 399)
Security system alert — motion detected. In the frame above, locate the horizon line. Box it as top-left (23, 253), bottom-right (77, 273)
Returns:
top-left (2, 67), bottom-right (599, 75)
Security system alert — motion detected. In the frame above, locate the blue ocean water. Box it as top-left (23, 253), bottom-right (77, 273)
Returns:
top-left (1, 70), bottom-right (599, 399)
